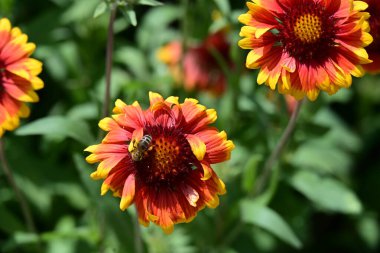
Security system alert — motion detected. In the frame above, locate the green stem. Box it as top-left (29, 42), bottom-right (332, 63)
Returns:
top-left (133, 206), bottom-right (143, 253)
top-left (180, 0), bottom-right (189, 74)
top-left (0, 140), bottom-right (40, 243)
top-left (254, 98), bottom-right (305, 195)
top-left (102, 2), bottom-right (117, 119)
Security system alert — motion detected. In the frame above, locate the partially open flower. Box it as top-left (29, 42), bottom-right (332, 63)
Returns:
top-left (238, 0), bottom-right (373, 101)
top-left (362, 0), bottom-right (380, 73)
top-left (0, 18), bottom-right (43, 137)
top-left (158, 31), bottom-right (232, 96)
top-left (85, 92), bottom-right (234, 233)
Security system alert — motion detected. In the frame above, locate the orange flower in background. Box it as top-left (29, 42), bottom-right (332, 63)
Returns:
top-left (158, 31), bottom-right (232, 96)
top-left (0, 18), bottom-right (43, 137)
top-left (362, 0), bottom-right (380, 73)
top-left (158, 41), bottom-right (182, 83)
top-left (85, 92), bottom-right (234, 233)
top-left (238, 0), bottom-right (373, 101)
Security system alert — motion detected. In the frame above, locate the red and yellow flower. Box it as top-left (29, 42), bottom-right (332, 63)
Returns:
top-left (85, 92), bottom-right (234, 233)
top-left (238, 0), bottom-right (373, 101)
top-left (158, 31), bottom-right (232, 96)
top-left (0, 18), bottom-right (43, 137)
top-left (362, 0), bottom-right (380, 73)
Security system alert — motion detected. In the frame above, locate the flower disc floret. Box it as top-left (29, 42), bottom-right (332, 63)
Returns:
top-left (136, 126), bottom-right (197, 187)
top-left (85, 92), bottom-right (234, 233)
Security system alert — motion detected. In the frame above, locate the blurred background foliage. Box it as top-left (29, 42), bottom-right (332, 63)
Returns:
top-left (0, 0), bottom-right (379, 252)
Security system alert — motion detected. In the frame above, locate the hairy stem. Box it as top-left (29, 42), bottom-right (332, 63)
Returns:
top-left (0, 140), bottom-right (38, 236)
top-left (102, 2), bottom-right (117, 119)
top-left (133, 206), bottom-right (143, 253)
top-left (255, 98), bottom-right (305, 195)
top-left (180, 0), bottom-right (189, 74)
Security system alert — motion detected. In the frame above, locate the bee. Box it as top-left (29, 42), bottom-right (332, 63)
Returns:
top-left (130, 134), bottom-right (153, 161)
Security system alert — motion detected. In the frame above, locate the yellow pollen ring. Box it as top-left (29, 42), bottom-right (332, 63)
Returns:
top-left (293, 14), bottom-right (322, 43)
top-left (154, 138), bottom-right (180, 175)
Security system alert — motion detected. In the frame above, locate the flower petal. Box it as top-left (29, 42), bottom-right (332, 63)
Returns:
top-left (120, 174), bottom-right (136, 211)
top-left (186, 134), bottom-right (206, 161)
top-left (180, 184), bottom-right (199, 207)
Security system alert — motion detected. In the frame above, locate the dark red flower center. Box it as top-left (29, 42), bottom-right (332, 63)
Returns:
top-left (367, 4), bottom-right (380, 51)
top-left (0, 64), bottom-right (5, 93)
top-left (277, 2), bottom-right (337, 64)
top-left (133, 126), bottom-right (199, 189)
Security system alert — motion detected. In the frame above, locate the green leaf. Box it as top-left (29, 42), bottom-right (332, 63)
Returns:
top-left (115, 46), bottom-right (148, 78)
top-left (313, 108), bottom-right (361, 152)
top-left (139, 0), bottom-right (163, 6)
top-left (290, 171), bottom-right (362, 214)
top-left (141, 5), bottom-right (181, 29)
top-left (52, 183), bottom-right (90, 210)
top-left (120, 6), bottom-right (137, 26)
top-left (251, 227), bottom-right (277, 252)
top-left (356, 74), bottom-right (380, 103)
top-left (73, 153), bottom-right (100, 198)
top-left (16, 176), bottom-right (52, 214)
top-left (322, 87), bottom-right (352, 103)
top-left (0, 188), bottom-right (13, 203)
top-left (291, 140), bottom-right (352, 176)
top-left (217, 249), bottom-right (238, 253)
top-left (67, 103), bottom-right (99, 120)
top-left (94, 67), bottom-right (131, 103)
top-left (213, 0), bottom-right (230, 15)
top-left (241, 155), bottom-right (262, 194)
top-left (62, 0), bottom-right (100, 23)
top-left (13, 232), bottom-right (40, 244)
top-left (127, 9), bottom-right (137, 26)
top-left (298, 121), bottom-right (330, 137)
top-left (45, 217), bottom-right (77, 253)
top-left (254, 164), bottom-right (280, 206)
top-left (240, 200), bottom-right (302, 249)
top-left (137, 5), bottom-right (181, 49)
top-left (357, 213), bottom-right (379, 249)
top-left (0, 0), bottom-right (13, 16)
top-left (93, 1), bottom-right (108, 18)
top-left (14, 116), bottom-right (95, 146)
top-left (143, 226), bottom-right (196, 253)
top-left (0, 205), bottom-right (25, 233)
top-left (2, 232), bottom-right (40, 252)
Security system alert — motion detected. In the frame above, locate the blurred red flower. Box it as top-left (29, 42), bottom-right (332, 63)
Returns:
top-left (158, 31), bottom-right (232, 96)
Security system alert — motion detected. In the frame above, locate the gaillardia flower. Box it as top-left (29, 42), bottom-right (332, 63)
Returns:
top-left (362, 0), bottom-right (380, 73)
top-left (238, 0), bottom-right (373, 101)
top-left (158, 31), bottom-right (232, 96)
top-left (85, 92), bottom-right (234, 233)
top-left (0, 18), bottom-right (43, 137)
